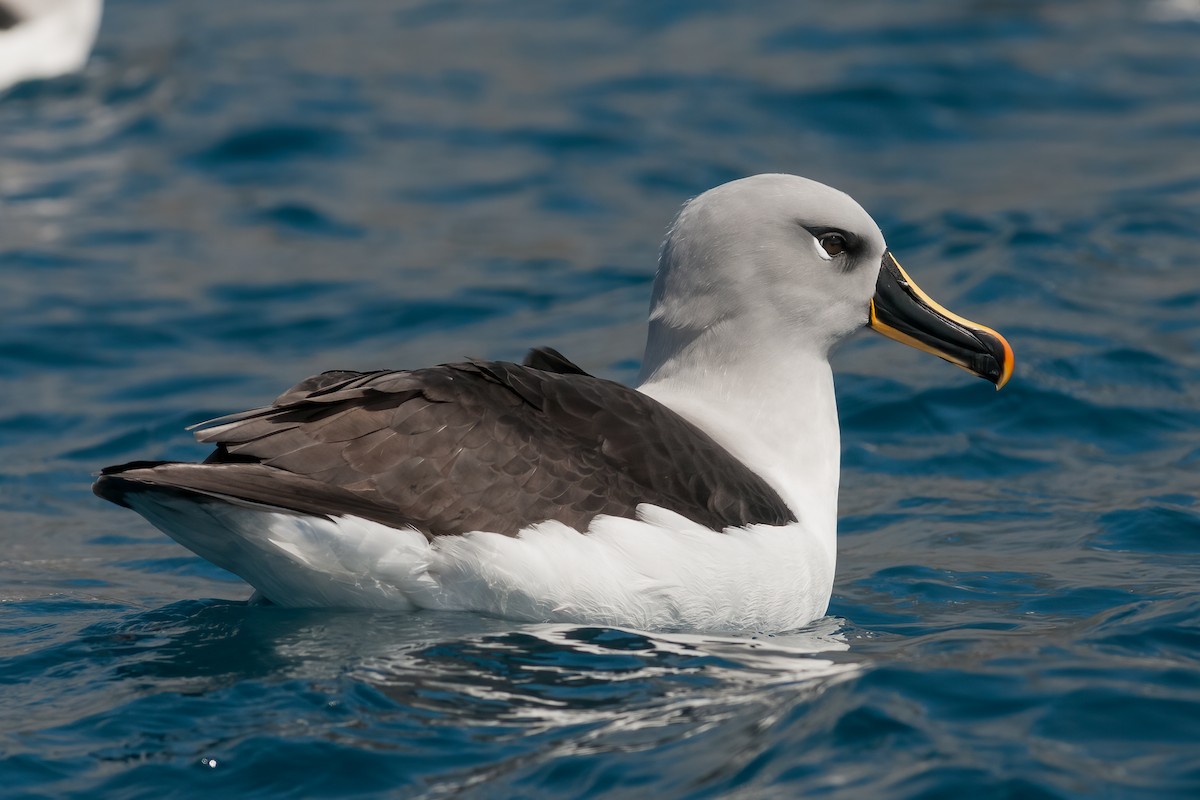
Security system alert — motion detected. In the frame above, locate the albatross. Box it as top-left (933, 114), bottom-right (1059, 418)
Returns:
top-left (0, 0), bottom-right (102, 93)
top-left (94, 174), bottom-right (1013, 633)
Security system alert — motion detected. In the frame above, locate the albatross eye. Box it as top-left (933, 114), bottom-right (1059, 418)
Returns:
top-left (818, 232), bottom-right (847, 257)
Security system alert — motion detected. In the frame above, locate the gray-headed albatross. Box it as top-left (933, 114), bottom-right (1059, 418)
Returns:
top-left (94, 174), bottom-right (1014, 633)
top-left (0, 0), bottom-right (102, 93)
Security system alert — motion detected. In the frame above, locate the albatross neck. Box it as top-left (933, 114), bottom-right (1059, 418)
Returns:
top-left (636, 338), bottom-right (842, 542)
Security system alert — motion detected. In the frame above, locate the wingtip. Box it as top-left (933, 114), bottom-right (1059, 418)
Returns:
top-left (92, 472), bottom-right (132, 507)
top-left (92, 461), bottom-right (176, 507)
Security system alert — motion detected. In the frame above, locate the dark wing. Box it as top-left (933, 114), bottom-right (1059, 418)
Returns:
top-left (521, 346), bottom-right (589, 375)
top-left (95, 352), bottom-right (795, 537)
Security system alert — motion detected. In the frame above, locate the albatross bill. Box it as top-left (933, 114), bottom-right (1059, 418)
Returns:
top-left (93, 174), bottom-right (1013, 633)
top-left (870, 251), bottom-right (1014, 389)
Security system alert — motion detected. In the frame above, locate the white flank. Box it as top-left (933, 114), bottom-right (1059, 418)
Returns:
top-left (124, 493), bottom-right (834, 634)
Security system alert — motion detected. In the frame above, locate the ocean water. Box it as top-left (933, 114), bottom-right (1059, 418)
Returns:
top-left (2, 0), bottom-right (1199, 797)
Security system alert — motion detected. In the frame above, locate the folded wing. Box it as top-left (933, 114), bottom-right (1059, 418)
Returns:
top-left (94, 349), bottom-right (796, 537)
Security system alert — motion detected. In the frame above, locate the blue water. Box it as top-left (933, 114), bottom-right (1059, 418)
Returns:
top-left (3, 0), bottom-right (1199, 797)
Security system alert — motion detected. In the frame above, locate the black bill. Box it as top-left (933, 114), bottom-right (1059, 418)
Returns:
top-left (869, 250), bottom-right (1014, 388)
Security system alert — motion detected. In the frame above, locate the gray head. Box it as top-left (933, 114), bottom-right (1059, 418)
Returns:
top-left (641, 174), bottom-right (887, 381)
top-left (639, 173), bottom-right (1013, 390)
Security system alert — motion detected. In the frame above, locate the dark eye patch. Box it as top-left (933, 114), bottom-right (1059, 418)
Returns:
top-left (818, 232), bottom-right (847, 256)
top-left (801, 225), bottom-right (862, 260)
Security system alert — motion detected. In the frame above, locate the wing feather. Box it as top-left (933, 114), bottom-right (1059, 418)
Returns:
top-left (97, 349), bottom-right (796, 536)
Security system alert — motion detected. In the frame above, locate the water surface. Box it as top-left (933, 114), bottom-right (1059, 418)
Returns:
top-left (2, 1), bottom-right (1199, 797)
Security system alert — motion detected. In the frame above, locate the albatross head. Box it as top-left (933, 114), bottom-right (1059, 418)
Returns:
top-left (639, 173), bottom-right (1013, 389)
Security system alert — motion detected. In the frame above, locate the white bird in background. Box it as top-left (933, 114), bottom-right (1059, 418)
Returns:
top-left (94, 175), bottom-right (1014, 633)
top-left (0, 0), bottom-right (102, 93)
